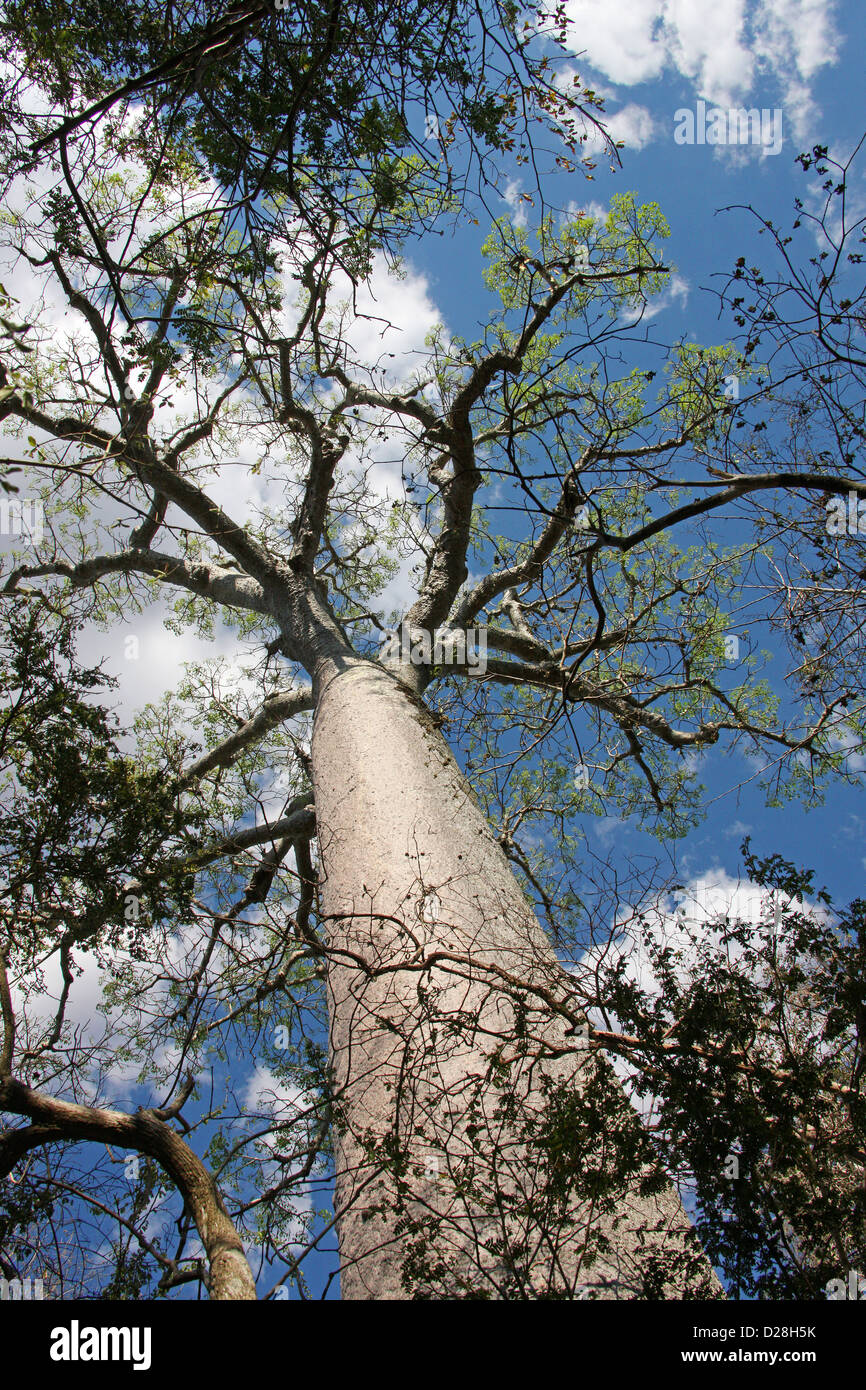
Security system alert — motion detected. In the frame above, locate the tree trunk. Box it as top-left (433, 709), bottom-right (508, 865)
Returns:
top-left (311, 657), bottom-right (721, 1300)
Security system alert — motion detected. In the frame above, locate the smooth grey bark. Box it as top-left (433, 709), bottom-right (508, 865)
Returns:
top-left (310, 654), bottom-right (721, 1300)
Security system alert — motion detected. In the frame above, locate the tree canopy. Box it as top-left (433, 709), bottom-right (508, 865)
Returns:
top-left (0, 0), bottom-right (864, 1302)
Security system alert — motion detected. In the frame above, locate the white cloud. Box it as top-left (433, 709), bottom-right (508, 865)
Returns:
top-left (582, 102), bottom-right (657, 153)
top-left (76, 611), bottom-right (235, 716)
top-left (8, 939), bottom-right (145, 1102)
top-left (244, 1065), bottom-right (307, 1118)
top-left (619, 270), bottom-right (690, 325)
top-left (664, 0), bottom-right (755, 106)
top-left (559, 0), bottom-right (840, 141)
top-left (593, 814), bottom-right (625, 847)
top-left (12, 945), bottom-right (106, 1040)
top-left (608, 103), bottom-right (658, 151)
top-left (753, 0), bottom-right (841, 83)
top-left (564, 199), bottom-right (610, 226)
top-left (577, 867), bottom-right (817, 1118)
top-left (563, 0), bottom-right (669, 86)
top-left (829, 723), bottom-right (866, 774)
top-left (501, 178), bottom-right (531, 228)
top-left (723, 818), bottom-right (752, 838)
top-left (322, 250), bottom-right (442, 388)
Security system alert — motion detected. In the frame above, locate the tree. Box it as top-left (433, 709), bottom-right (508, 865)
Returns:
top-left (0, 604), bottom-right (258, 1298)
top-left (0, 0), bottom-right (613, 265)
top-left (578, 838), bottom-right (866, 1300)
top-left (0, 3), bottom-right (864, 1299)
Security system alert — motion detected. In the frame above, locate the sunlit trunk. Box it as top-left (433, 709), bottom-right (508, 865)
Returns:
top-left (311, 656), bottom-right (719, 1300)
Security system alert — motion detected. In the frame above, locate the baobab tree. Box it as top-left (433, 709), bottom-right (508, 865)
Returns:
top-left (1, 4), bottom-right (864, 1300)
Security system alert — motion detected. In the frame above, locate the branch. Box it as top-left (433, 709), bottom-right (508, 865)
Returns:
top-left (0, 1078), bottom-right (256, 1299)
top-left (1, 389), bottom-right (286, 595)
top-left (481, 656), bottom-right (721, 750)
top-left (27, 4), bottom-right (270, 156)
top-left (3, 548), bottom-right (272, 618)
top-left (186, 796), bottom-right (316, 870)
top-left (178, 687), bottom-right (314, 787)
top-left (592, 470), bottom-right (866, 554)
top-left (0, 951), bottom-right (14, 1081)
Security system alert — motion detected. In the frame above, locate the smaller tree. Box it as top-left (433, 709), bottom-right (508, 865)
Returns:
top-left (578, 841), bottom-right (866, 1300)
top-left (0, 603), bottom-right (264, 1299)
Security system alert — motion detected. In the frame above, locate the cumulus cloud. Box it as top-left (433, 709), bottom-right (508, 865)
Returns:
top-left (501, 178), bottom-right (532, 227)
top-left (559, 0), bottom-right (840, 142)
top-left (576, 867), bottom-right (826, 1127)
top-left (564, 0), bottom-right (669, 86)
top-left (244, 1064), bottom-right (308, 1118)
top-left (75, 613), bottom-right (238, 717)
top-left (581, 101), bottom-right (657, 153)
top-left (340, 252), bottom-right (442, 382)
top-left (618, 270), bottom-right (690, 326)
top-left (828, 723), bottom-right (866, 774)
